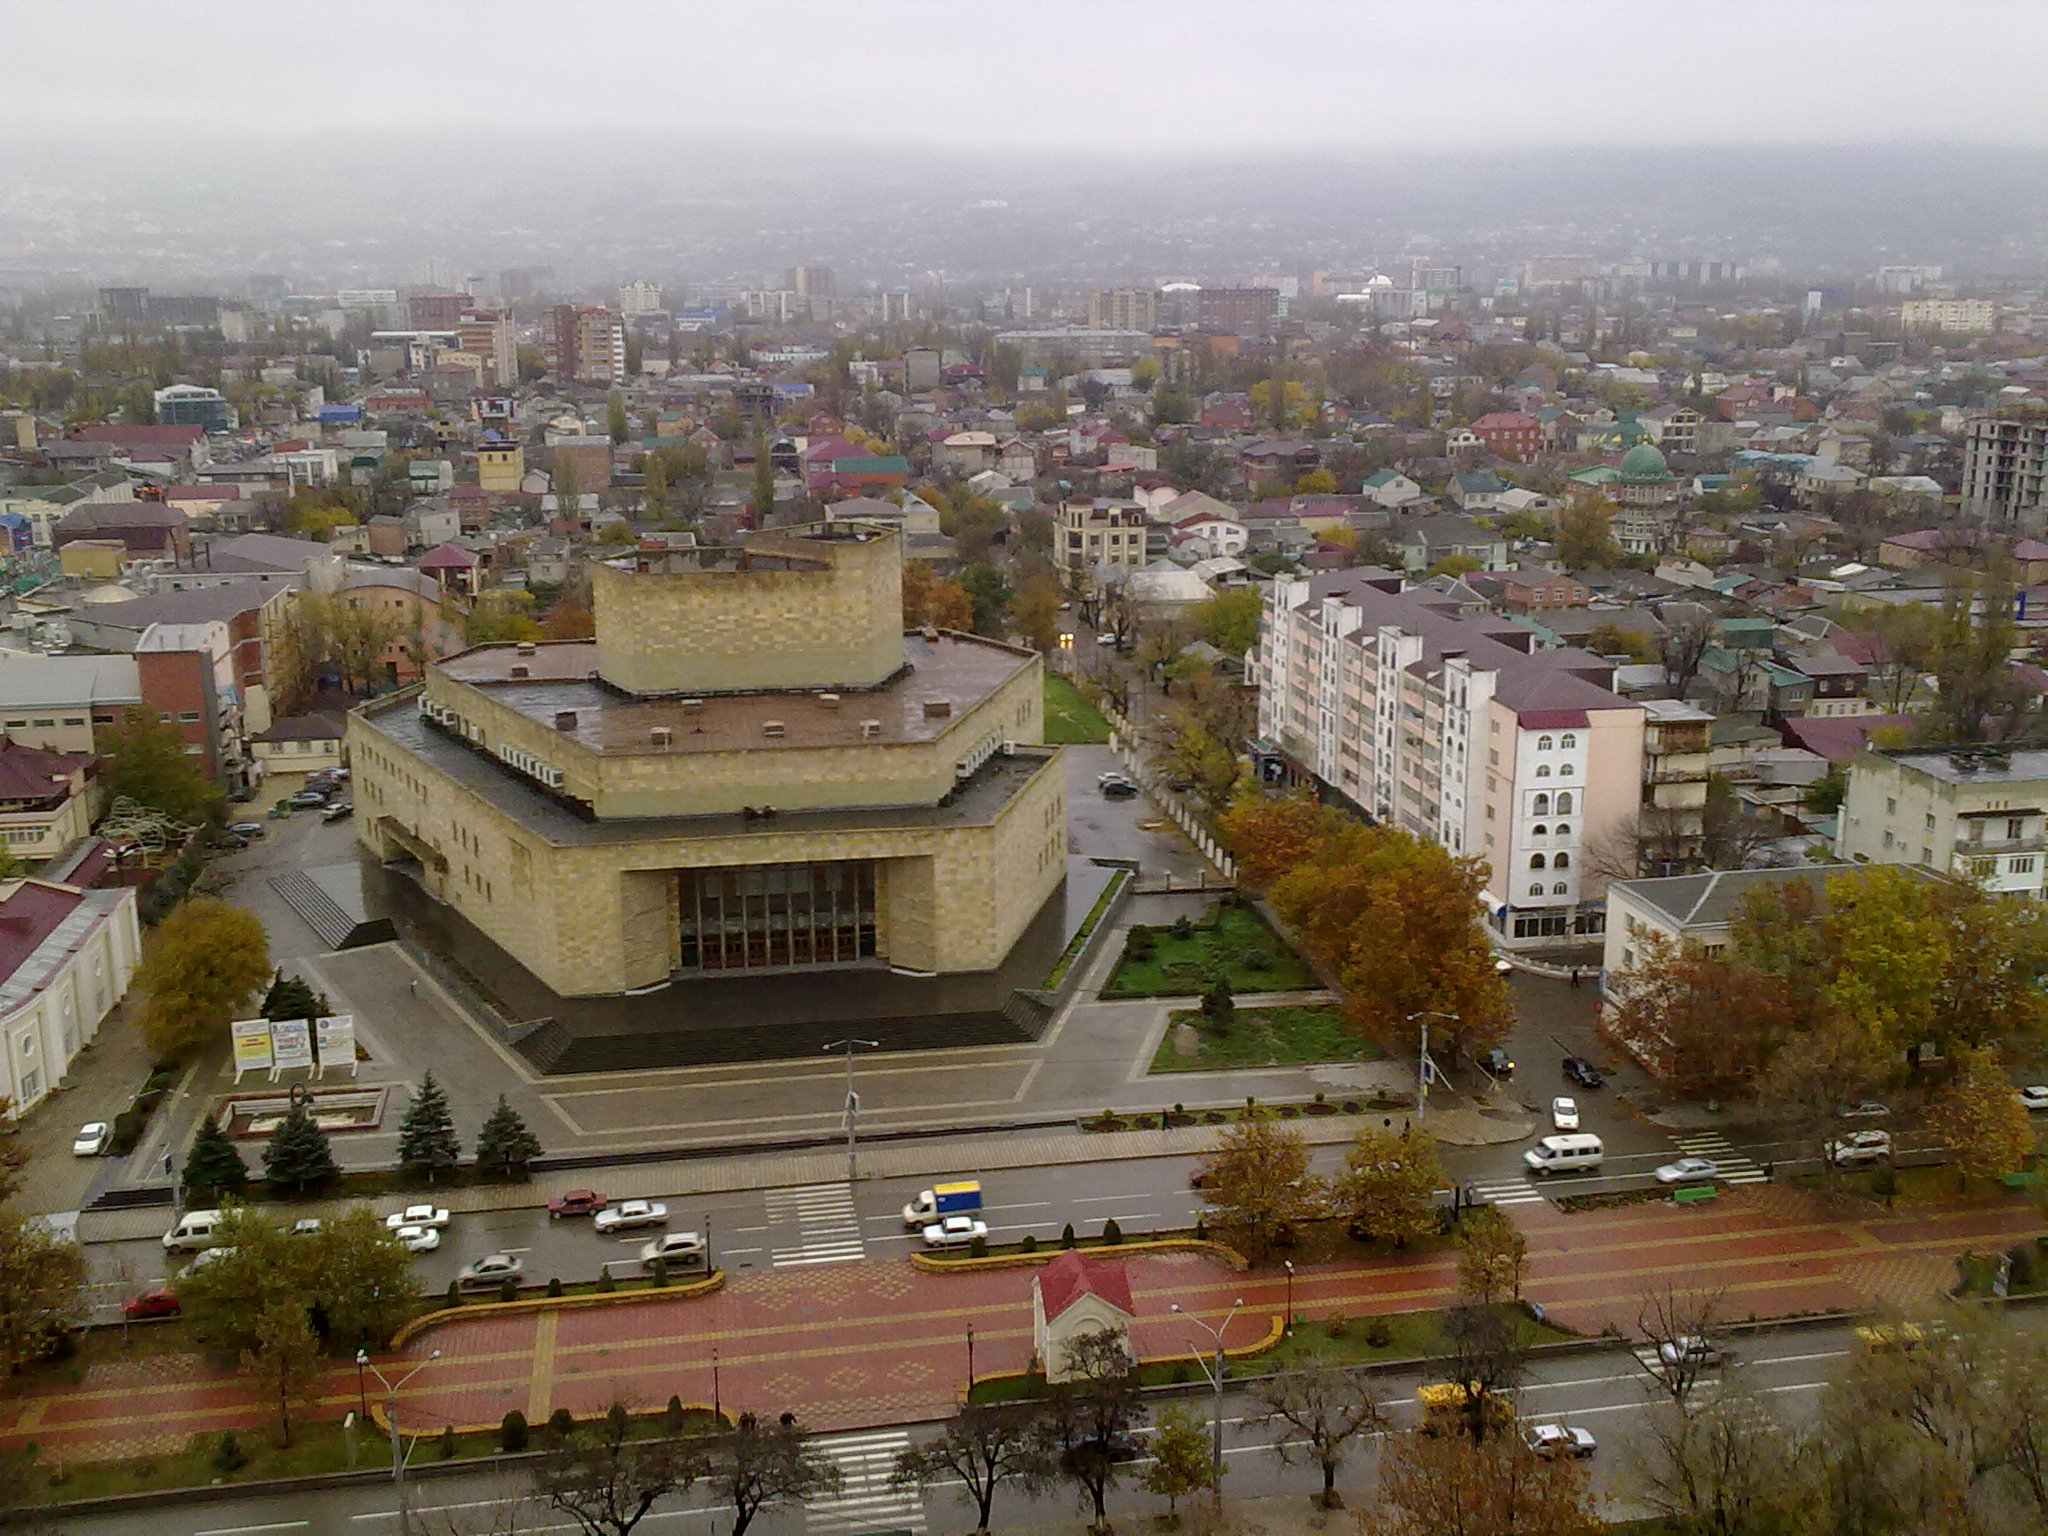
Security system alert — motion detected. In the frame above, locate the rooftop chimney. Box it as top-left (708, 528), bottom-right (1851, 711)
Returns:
top-left (554, 710), bottom-right (578, 731)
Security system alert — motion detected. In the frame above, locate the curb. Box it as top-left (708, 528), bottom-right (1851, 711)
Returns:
top-left (912, 1238), bottom-right (1250, 1274)
top-left (388, 1269), bottom-right (725, 1350)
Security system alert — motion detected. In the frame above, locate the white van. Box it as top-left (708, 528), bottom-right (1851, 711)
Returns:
top-left (162, 1209), bottom-right (227, 1252)
top-left (1523, 1134), bottom-right (1604, 1176)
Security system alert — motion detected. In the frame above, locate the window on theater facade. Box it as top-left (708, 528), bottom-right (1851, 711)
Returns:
top-left (676, 860), bottom-right (877, 972)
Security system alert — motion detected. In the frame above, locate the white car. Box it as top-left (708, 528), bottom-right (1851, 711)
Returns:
top-left (1550, 1097), bottom-right (1579, 1131)
top-left (639, 1232), bottom-right (706, 1270)
top-left (385, 1204), bottom-right (450, 1232)
top-left (2019, 1086), bottom-right (2048, 1112)
top-left (1829, 1130), bottom-right (1893, 1167)
top-left (392, 1225), bottom-right (441, 1254)
top-left (457, 1253), bottom-right (523, 1289)
top-left (1525, 1423), bottom-right (1596, 1459)
top-left (1654, 1157), bottom-right (1718, 1185)
top-left (291, 1218), bottom-right (324, 1237)
top-left (593, 1200), bottom-right (668, 1234)
top-left (72, 1122), bottom-right (110, 1157)
top-left (1657, 1336), bottom-right (1727, 1369)
top-left (922, 1215), bottom-right (990, 1250)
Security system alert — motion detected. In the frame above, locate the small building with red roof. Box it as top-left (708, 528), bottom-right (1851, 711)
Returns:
top-left (416, 543), bottom-right (483, 596)
top-left (1032, 1250), bottom-right (1136, 1381)
top-left (0, 874), bottom-right (140, 1117)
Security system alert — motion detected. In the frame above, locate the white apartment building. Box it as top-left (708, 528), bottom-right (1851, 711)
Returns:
top-left (1836, 745), bottom-right (2048, 897)
top-left (1900, 298), bottom-right (1996, 335)
top-left (1254, 571), bottom-right (1646, 946)
top-left (1961, 413), bottom-right (2048, 527)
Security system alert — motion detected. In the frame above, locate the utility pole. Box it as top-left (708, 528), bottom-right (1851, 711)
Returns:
top-left (1170, 1298), bottom-right (1244, 1510)
top-left (1406, 1011), bottom-right (1461, 1122)
top-left (823, 1038), bottom-right (879, 1182)
top-left (357, 1348), bottom-right (439, 1534)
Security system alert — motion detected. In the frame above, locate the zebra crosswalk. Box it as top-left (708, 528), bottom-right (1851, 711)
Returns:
top-left (1670, 1132), bottom-right (1770, 1185)
top-left (767, 1183), bottom-right (867, 1268)
top-left (1468, 1176), bottom-right (1546, 1207)
top-left (805, 1429), bottom-right (926, 1534)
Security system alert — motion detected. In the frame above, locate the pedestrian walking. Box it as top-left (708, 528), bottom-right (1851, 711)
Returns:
top-left (408, 978), bottom-right (418, 997)
top-left (1570, 967), bottom-right (1581, 988)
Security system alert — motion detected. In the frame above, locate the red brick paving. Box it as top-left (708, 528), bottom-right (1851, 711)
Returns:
top-left (6, 1185), bottom-right (2040, 1454)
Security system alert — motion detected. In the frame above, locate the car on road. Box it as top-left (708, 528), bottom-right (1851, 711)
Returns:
top-left (287, 789), bottom-right (329, 809)
top-left (72, 1122), bottom-right (110, 1157)
top-left (1480, 1048), bottom-right (1513, 1078)
top-left (548, 1189), bottom-right (608, 1219)
top-left (385, 1204), bottom-right (450, 1232)
top-left (210, 831), bottom-right (251, 851)
top-left (593, 1200), bottom-right (668, 1234)
top-left (639, 1232), bottom-right (707, 1270)
top-left (291, 1218), bottom-right (324, 1237)
top-left (1657, 1336), bottom-right (1728, 1369)
top-left (1829, 1129), bottom-right (1893, 1167)
top-left (227, 821), bottom-right (266, 839)
top-left (1550, 1097), bottom-right (1579, 1131)
top-left (2019, 1086), bottom-right (2048, 1112)
top-left (1062, 1429), bottom-right (1141, 1465)
top-left (1525, 1423), bottom-right (1596, 1459)
top-left (1836, 1100), bottom-right (1889, 1119)
top-left (457, 1254), bottom-right (524, 1290)
top-left (321, 800), bottom-right (354, 822)
top-left (1855, 1320), bottom-right (1926, 1353)
top-left (123, 1287), bottom-right (181, 1321)
top-left (922, 1215), bottom-right (990, 1249)
top-left (392, 1225), bottom-right (441, 1254)
top-left (1099, 776), bottom-right (1139, 799)
top-left (1561, 1057), bottom-right (1605, 1089)
top-left (1095, 633), bottom-right (1118, 648)
top-left (1654, 1156), bottom-right (1718, 1185)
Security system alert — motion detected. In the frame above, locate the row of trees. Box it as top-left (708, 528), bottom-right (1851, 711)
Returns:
top-left (1606, 865), bottom-right (2048, 1173)
top-left (1221, 795), bottom-right (1512, 1058)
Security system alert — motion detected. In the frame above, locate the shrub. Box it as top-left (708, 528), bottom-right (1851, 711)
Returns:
top-left (607, 1403), bottom-right (630, 1439)
top-left (1170, 916), bottom-right (1195, 941)
top-left (1170, 1364), bottom-right (1189, 1384)
top-left (1363, 1319), bottom-right (1392, 1348)
top-left (1327, 1310), bottom-right (1349, 1339)
top-left (498, 1278), bottom-right (518, 1303)
top-left (1061, 1222), bottom-right (1077, 1250)
top-left (1125, 927), bottom-right (1158, 961)
top-left (1193, 1216), bottom-right (1207, 1241)
top-left (548, 1408), bottom-right (576, 1442)
top-left (1102, 1218), bottom-right (1123, 1245)
top-left (1202, 978), bottom-right (1235, 1026)
top-left (1314, 1091), bottom-right (1326, 1104)
top-left (2010, 1243), bottom-right (2036, 1287)
top-left (650, 1258), bottom-right (670, 1288)
top-left (597, 1271), bottom-right (616, 1293)
top-left (438, 1425), bottom-right (456, 1460)
top-left (665, 1395), bottom-right (686, 1435)
top-left (1871, 1166), bottom-right (1899, 1202)
top-left (212, 1431), bottom-right (247, 1474)
top-left (500, 1410), bottom-right (529, 1453)
top-left (1020, 1233), bottom-right (1039, 1253)
top-left (547, 1276), bottom-right (563, 1297)
top-left (968, 1233), bottom-right (988, 1258)
top-left (444, 1281), bottom-right (462, 1308)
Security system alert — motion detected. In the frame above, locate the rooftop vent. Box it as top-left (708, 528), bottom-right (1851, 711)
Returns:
top-left (510, 664), bottom-right (530, 679)
top-left (515, 641), bottom-right (537, 656)
top-left (860, 719), bottom-right (882, 739)
top-left (554, 710), bottom-right (578, 731)
top-left (680, 698), bottom-right (703, 712)
top-left (923, 696), bottom-right (952, 719)
top-left (650, 725), bottom-right (673, 747)
top-left (762, 720), bottom-right (785, 738)
top-left (922, 625), bottom-right (940, 641)
top-left (817, 693), bottom-right (840, 708)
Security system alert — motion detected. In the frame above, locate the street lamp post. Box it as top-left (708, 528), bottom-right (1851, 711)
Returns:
top-left (966, 1323), bottom-right (976, 1394)
top-left (1170, 1297), bottom-right (1244, 1509)
top-left (711, 1345), bottom-right (721, 1426)
top-left (823, 1038), bottom-right (880, 1182)
top-left (1283, 1261), bottom-right (1294, 1335)
top-left (1405, 1011), bottom-right (1461, 1122)
top-left (356, 1348), bottom-right (440, 1535)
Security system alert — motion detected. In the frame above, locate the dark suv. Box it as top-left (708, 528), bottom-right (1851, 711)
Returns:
top-left (1480, 1048), bottom-right (1514, 1078)
top-left (1562, 1056), bottom-right (1605, 1089)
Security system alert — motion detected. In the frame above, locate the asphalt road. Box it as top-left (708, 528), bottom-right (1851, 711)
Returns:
top-left (45, 1319), bottom-right (1957, 1536)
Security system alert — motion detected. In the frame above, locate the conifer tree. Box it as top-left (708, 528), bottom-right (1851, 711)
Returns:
top-left (396, 1072), bottom-right (461, 1183)
top-left (182, 1114), bottom-right (250, 1202)
top-left (474, 1094), bottom-right (542, 1178)
top-left (261, 969), bottom-right (330, 1022)
top-left (262, 1100), bottom-right (338, 1194)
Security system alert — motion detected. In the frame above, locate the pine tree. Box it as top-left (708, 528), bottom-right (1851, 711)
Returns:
top-left (262, 1100), bottom-right (338, 1194)
top-left (182, 1114), bottom-right (249, 1202)
top-left (396, 1072), bottom-right (461, 1182)
top-left (474, 1094), bottom-right (542, 1178)
top-left (261, 969), bottom-right (329, 1022)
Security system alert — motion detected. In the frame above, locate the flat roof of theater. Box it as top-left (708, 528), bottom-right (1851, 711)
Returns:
top-left (436, 632), bottom-right (1034, 754)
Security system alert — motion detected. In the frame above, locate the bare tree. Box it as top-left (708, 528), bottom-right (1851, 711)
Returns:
top-left (891, 1402), bottom-right (1054, 1533)
top-left (711, 1414), bottom-right (841, 1536)
top-left (1633, 1286), bottom-right (1729, 1407)
top-left (532, 1402), bottom-right (710, 1536)
top-left (1247, 1354), bottom-right (1383, 1508)
top-left (1628, 1380), bottom-right (1816, 1536)
top-left (1660, 610), bottom-right (1717, 699)
top-left (1044, 1328), bottom-right (1145, 1530)
top-left (1437, 1303), bottom-right (1530, 1443)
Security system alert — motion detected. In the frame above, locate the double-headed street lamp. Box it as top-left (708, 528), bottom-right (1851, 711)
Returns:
top-left (1170, 1297), bottom-right (1244, 1508)
top-left (356, 1348), bottom-right (440, 1535)
top-left (1283, 1261), bottom-right (1295, 1335)
top-left (824, 1038), bottom-right (879, 1181)
top-left (1405, 1011), bottom-right (1461, 1122)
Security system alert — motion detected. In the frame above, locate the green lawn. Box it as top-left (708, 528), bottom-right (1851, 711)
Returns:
top-left (1151, 1004), bottom-right (1380, 1073)
top-left (1043, 673), bottom-right (1111, 744)
top-left (1101, 903), bottom-right (1318, 998)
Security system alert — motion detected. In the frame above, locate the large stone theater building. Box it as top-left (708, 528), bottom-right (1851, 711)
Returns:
top-left (349, 524), bottom-right (1066, 1000)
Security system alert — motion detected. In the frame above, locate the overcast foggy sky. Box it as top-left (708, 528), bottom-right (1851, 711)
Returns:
top-left (8, 0), bottom-right (2048, 159)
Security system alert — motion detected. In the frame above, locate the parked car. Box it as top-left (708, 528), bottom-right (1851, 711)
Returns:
top-left (1550, 1097), bottom-right (1579, 1132)
top-left (548, 1189), bottom-right (608, 1219)
top-left (457, 1254), bottom-right (524, 1290)
top-left (227, 821), bottom-right (266, 839)
top-left (1837, 1100), bottom-right (1890, 1119)
top-left (1525, 1423), bottom-right (1597, 1459)
top-left (210, 831), bottom-right (251, 851)
top-left (1657, 1336), bottom-right (1727, 1369)
top-left (639, 1232), bottom-right (707, 1270)
top-left (1100, 777), bottom-right (1138, 799)
top-left (1480, 1048), bottom-right (1513, 1078)
top-left (392, 1225), bottom-right (441, 1254)
top-left (287, 789), bottom-right (328, 809)
top-left (922, 1215), bottom-right (990, 1249)
top-left (1562, 1057), bottom-right (1605, 1089)
top-left (2019, 1086), bottom-right (2048, 1112)
top-left (123, 1287), bottom-right (181, 1321)
top-left (291, 1218), bottom-right (324, 1237)
top-left (385, 1204), bottom-right (450, 1232)
top-left (72, 1122), bottom-right (110, 1157)
top-left (1654, 1157), bottom-right (1718, 1185)
top-left (594, 1200), bottom-right (668, 1234)
top-left (1063, 1429), bottom-right (1141, 1465)
top-left (1829, 1129), bottom-right (1893, 1167)
top-left (321, 800), bottom-right (354, 822)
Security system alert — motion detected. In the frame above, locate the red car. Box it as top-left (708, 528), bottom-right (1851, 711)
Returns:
top-left (547, 1189), bottom-right (607, 1220)
top-left (124, 1287), bottom-right (180, 1320)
